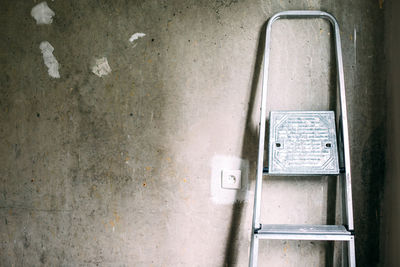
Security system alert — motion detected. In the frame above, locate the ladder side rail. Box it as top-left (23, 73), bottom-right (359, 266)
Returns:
top-left (333, 23), bottom-right (355, 232)
top-left (249, 11), bottom-right (276, 267)
top-left (250, 12), bottom-right (273, 232)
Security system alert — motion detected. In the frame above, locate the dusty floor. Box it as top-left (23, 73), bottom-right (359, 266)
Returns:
top-left (0, 0), bottom-right (385, 266)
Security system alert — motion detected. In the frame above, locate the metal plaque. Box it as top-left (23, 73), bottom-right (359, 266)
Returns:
top-left (268, 111), bottom-right (339, 175)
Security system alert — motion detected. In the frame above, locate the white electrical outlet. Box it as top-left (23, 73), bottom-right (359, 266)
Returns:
top-left (221, 170), bottom-right (242, 190)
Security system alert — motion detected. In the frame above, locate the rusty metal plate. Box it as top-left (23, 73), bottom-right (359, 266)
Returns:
top-left (268, 111), bottom-right (339, 175)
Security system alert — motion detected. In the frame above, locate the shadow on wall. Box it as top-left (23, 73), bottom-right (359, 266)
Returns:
top-left (319, 0), bottom-right (386, 266)
top-left (223, 17), bottom-right (269, 266)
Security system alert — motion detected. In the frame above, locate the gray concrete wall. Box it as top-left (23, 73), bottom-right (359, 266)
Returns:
top-left (0, 1), bottom-right (385, 266)
top-left (382, 0), bottom-right (400, 266)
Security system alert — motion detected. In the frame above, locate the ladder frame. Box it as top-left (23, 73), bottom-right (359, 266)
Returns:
top-left (249, 10), bottom-right (355, 267)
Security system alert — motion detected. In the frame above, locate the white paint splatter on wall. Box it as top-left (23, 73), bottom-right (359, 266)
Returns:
top-left (129, 33), bottom-right (146, 43)
top-left (31, 2), bottom-right (55, 25)
top-left (39, 41), bottom-right (60, 78)
top-left (92, 57), bottom-right (112, 77)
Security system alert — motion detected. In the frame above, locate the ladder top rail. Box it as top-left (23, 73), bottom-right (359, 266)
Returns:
top-left (264, 10), bottom-right (344, 98)
top-left (267, 10), bottom-right (340, 27)
top-left (264, 10), bottom-right (344, 102)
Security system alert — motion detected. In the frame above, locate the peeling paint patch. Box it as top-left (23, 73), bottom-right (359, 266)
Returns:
top-left (129, 33), bottom-right (146, 43)
top-left (31, 2), bottom-right (55, 25)
top-left (39, 41), bottom-right (60, 78)
top-left (92, 57), bottom-right (112, 77)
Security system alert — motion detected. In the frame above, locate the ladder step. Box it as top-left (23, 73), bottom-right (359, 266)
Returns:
top-left (255, 224), bottom-right (353, 241)
top-left (262, 167), bottom-right (345, 174)
top-left (268, 111), bottom-right (340, 175)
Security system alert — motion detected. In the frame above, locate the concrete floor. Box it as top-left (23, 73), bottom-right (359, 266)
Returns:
top-left (0, 0), bottom-right (385, 266)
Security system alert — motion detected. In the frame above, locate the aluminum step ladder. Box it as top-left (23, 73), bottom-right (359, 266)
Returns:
top-left (249, 11), bottom-right (356, 267)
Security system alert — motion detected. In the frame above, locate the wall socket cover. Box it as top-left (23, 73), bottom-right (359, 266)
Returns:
top-left (221, 170), bottom-right (242, 190)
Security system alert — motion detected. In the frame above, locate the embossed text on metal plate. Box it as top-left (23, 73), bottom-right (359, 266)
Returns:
top-left (268, 111), bottom-right (339, 175)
